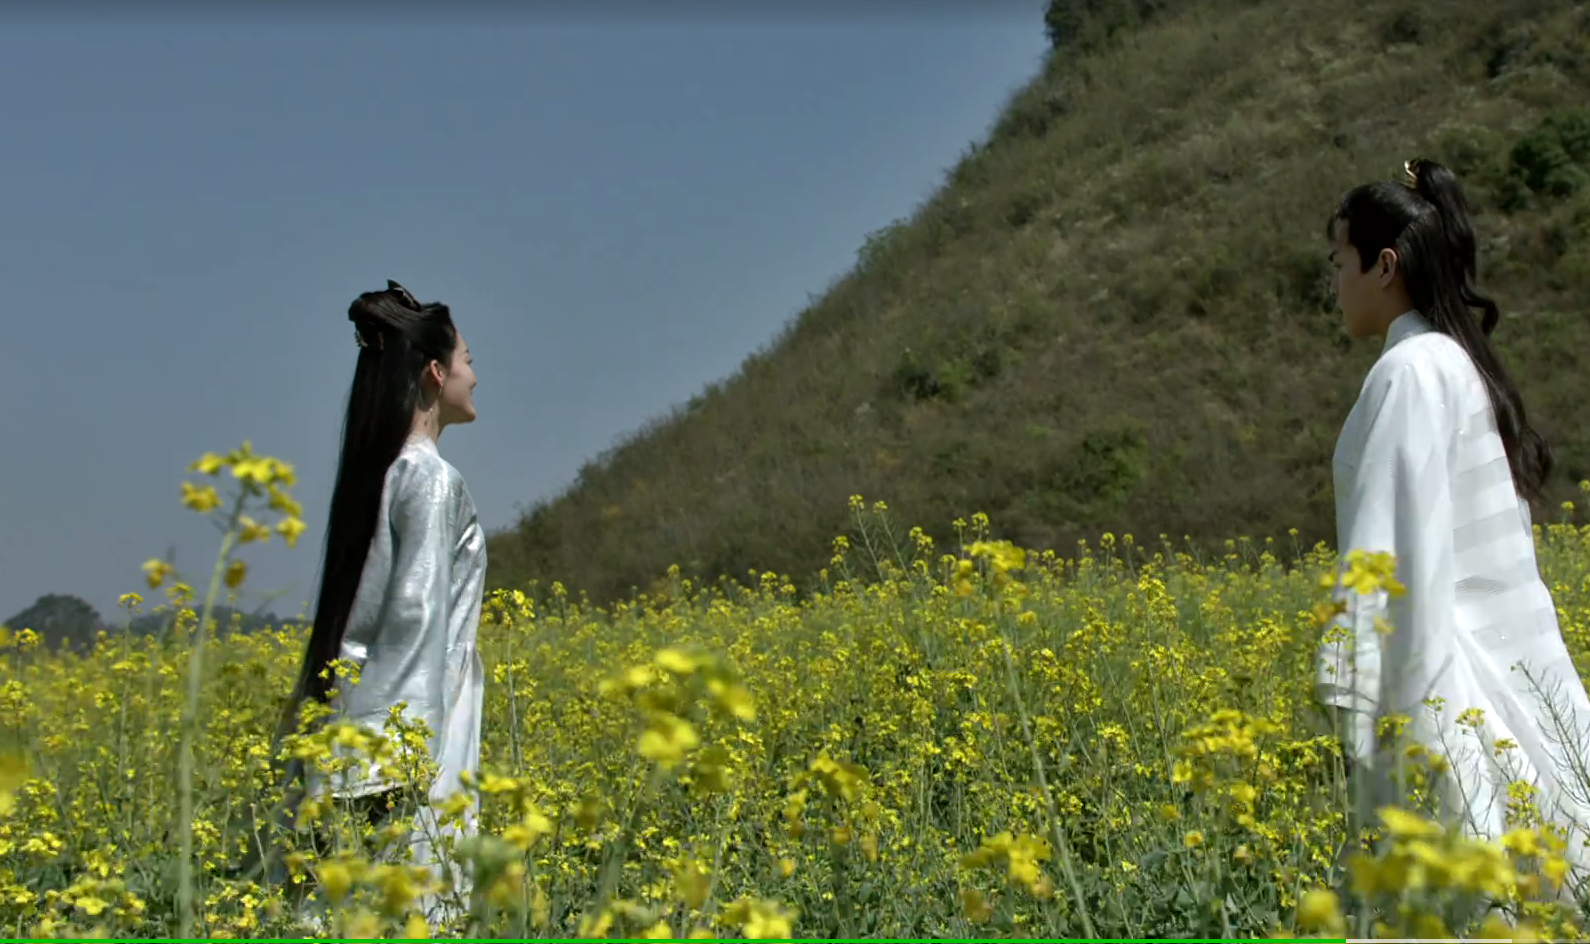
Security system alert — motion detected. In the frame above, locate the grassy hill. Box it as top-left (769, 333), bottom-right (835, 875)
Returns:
top-left (486, 0), bottom-right (1590, 604)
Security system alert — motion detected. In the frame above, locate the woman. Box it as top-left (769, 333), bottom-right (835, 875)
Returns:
top-left (263, 280), bottom-right (487, 924)
top-left (1316, 159), bottom-right (1590, 875)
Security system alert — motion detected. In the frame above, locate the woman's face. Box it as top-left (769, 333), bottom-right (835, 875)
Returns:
top-left (436, 334), bottom-right (477, 427)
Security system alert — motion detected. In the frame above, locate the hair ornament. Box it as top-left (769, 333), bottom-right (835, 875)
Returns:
top-left (1402, 158), bottom-right (1425, 190)
top-left (386, 279), bottom-right (422, 311)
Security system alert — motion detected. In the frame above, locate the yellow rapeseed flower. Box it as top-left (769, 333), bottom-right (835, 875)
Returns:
top-left (180, 481), bottom-right (221, 513)
top-left (190, 452), bottom-right (226, 474)
top-left (1295, 888), bottom-right (1344, 935)
top-left (276, 516), bottom-right (307, 547)
top-left (654, 647), bottom-right (705, 674)
top-left (0, 751), bottom-right (28, 816)
top-left (237, 516), bottom-right (273, 544)
top-left (141, 559), bottom-right (173, 589)
top-left (638, 712), bottom-right (700, 768)
top-left (1378, 806), bottom-right (1444, 841)
top-left (317, 861), bottom-right (353, 904)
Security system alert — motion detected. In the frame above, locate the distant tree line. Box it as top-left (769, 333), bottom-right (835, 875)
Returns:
top-left (2, 593), bottom-right (286, 653)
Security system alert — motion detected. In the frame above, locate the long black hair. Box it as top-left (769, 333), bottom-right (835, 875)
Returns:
top-left (1328, 159), bottom-right (1552, 502)
top-left (288, 280), bottom-right (459, 714)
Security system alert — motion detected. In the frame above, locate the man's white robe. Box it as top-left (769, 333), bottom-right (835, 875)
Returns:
top-left (1319, 310), bottom-right (1590, 875)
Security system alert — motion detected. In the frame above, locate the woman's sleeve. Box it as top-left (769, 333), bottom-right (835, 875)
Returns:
top-left (377, 460), bottom-right (455, 754)
top-left (1316, 357), bottom-right (1455, 764)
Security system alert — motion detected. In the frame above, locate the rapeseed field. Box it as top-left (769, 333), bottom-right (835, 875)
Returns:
top-left (3, 445), bottom-right (1590, 940)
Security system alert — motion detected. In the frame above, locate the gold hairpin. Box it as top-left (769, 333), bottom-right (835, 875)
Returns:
top-left (355, 329), bottom-right (368, 349)
top-left (1402, 158), bottom-right (1422, 188)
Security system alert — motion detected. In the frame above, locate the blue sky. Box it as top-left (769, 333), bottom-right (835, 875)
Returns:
top-left (0, 6), bottom-right (1049, 623)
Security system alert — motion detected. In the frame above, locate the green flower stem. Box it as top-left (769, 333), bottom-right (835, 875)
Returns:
top-left (177, 491), bottom-right (244, 938)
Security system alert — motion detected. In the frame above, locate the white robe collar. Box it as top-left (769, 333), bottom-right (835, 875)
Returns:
top-left (1383, 309), bottom-right (1431, 352)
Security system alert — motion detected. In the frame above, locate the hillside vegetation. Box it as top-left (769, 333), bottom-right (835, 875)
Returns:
top-left (487, 0), bottom-right (1590, 603)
